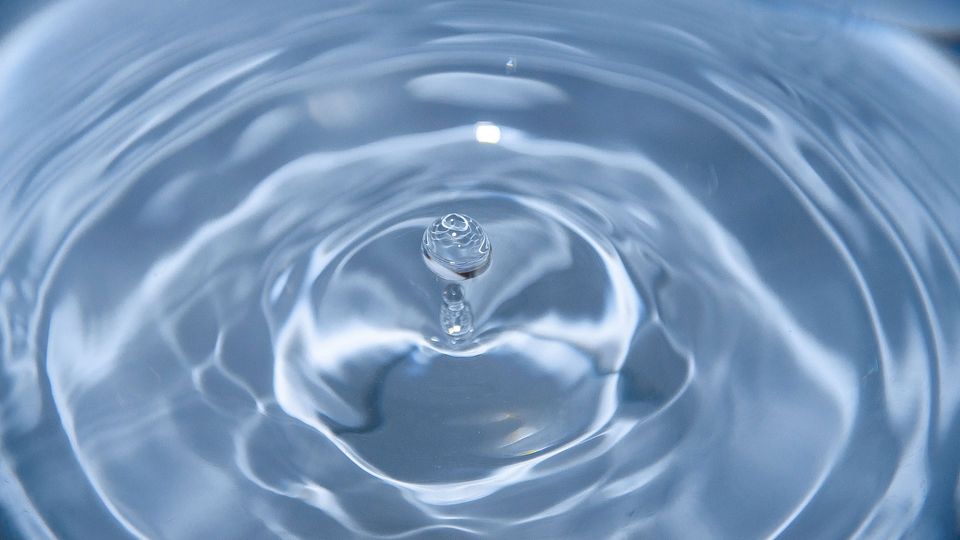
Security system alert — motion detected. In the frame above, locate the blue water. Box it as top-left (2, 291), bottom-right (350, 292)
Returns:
top-left (1, 0), bottom-right (960, 538)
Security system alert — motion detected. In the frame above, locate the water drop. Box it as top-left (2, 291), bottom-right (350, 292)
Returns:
top-left (440, 284), bottom-right (474, 338)
top-left (422, 213), bottom-right (491, 280)
top-left (505, 56), bottom-right (518, 74)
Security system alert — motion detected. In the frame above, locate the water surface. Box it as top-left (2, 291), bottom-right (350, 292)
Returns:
top-left (1, 0), bottom-right (960, 538)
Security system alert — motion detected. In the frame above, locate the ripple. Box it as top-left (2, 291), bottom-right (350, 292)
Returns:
top-left (1, 1), bottom-right (960, 539)
top-left (406, 72), bottom-right (568, 109)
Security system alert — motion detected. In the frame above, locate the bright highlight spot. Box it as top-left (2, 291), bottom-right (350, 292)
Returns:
top-left (474, 122), bottom-right (501, 144)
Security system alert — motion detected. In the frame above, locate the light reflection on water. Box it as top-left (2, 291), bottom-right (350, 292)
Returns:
top-left (1, 0), bottom-right (960, 538)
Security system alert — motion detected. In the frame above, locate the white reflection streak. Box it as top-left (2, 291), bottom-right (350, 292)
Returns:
top-left (501, 134), bottom-right (860, 531)
top-left (474, 122), bottom-right (501, 144)
top-left (406, 72), bottom-right (567, 109)
top-left (42, 124), bottom-right (859, 529)
top-left (703, 68), bottom-right (939, 536)
top-left (599, 456), bottom-right (671, 500)
top-left (38, 127), bottom-right (481, 539)
top-left (45, 300), bottom-right (166, 540)
top-left (517, 194), bottom-right (643, 373)
top-left (502, 134), bottom-right (859, 418)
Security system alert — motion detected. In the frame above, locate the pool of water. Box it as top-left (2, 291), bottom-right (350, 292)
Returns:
top-left (1, 0), bottom-right (959, 538)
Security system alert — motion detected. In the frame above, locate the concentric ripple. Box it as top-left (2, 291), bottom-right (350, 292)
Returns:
top-left (1, 0), bottom-right (960, 538)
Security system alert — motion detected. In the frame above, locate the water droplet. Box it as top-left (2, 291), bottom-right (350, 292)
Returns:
top-left (505, 56), bottom-right (518, 74)
top-left (440, 284), bottom-right (473, 338)
top-left (442, 282), bottom-right (465, 304)
top-left (422, 213), bottom-right (491, 280)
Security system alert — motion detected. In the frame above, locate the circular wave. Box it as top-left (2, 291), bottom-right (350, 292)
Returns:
top-left (1, 0), bottom-right (959, 538)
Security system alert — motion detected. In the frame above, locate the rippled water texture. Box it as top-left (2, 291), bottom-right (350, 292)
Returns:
top-left (2, 0), bottom-right (960, 538)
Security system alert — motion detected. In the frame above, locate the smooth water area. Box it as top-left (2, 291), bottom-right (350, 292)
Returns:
top-left (1, 0), bottom-right (960, 538)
